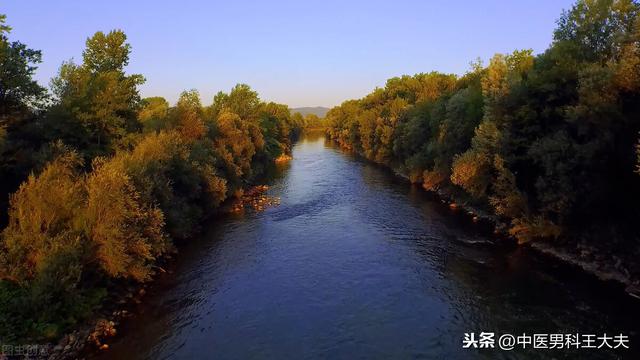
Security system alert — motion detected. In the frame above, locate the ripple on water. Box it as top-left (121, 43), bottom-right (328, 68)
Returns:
top-left (96, 134), bottom-right (640, 360)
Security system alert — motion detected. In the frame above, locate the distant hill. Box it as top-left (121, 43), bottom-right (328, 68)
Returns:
top-left (290, 106), bottom-right (330, 118)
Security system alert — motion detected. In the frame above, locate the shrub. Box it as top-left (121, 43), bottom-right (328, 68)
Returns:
top-left (0, 151), bottom-right (85, 282)
top-left (84, 158), bottom-right (168, 281)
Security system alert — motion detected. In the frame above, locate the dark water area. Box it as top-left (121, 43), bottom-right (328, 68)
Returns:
top-left (97, 132), bottom-right (639, 359)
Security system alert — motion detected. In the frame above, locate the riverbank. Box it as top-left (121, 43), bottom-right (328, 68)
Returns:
top-left (87, 133), bottom-right (640, 359)
top-left (327, 136), bottom-right (640, 299)
top-left (436, 185), bottom-right (640, 299)
top-left (44, 183), bottom-right (282, 360)
top-left (42, 133), bottom-right (639, 359)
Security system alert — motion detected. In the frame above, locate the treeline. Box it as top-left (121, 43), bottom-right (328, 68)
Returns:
top-left (0, 17), bottom-right (303, 340)
top-left (292, 113), bottom-right (327, 129)
top-left (327, 0), bottom-right (640, 248)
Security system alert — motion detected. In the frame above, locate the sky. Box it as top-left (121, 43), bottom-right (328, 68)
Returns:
top-left (4, 0), bottom-right (576, 108)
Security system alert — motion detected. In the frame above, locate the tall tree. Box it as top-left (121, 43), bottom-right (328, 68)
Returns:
top-left (48, 30), bottom-right (144, 158)
top-left (0, 14), bottom-right (47, 225)
top-left (0, 14), bottom-right (45, 125)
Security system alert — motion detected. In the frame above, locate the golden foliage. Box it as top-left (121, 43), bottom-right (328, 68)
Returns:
top-left (489, 156), bottom-right (528, 219)
top-left (85, 158), bottom-right (167, 281)
top-left (509, 217), bottom-right (562, 244)
top-left (422, 169), bottom-right (446, 191)
top-left (450, 151), bottom-right (492, 198)
top-left (215, 111), bottom-right (258, 179)
top-left (1, 152), bottom-right (85, 281)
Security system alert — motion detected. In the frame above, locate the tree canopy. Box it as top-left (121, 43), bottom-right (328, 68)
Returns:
top-left (0, 15), bottom-right (304, 341)
top-left (327, 0), bottom-right (640, 244)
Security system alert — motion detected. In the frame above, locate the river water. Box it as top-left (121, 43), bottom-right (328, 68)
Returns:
top-left (99, 132), bottom-right (638, 359)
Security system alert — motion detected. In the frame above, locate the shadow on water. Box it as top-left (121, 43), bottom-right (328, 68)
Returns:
top-left (95, 132), bottom-right (639, 360)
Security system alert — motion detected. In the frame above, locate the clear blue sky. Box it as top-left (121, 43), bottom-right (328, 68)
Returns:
top-left (5, 0), bottom-right (575, 108)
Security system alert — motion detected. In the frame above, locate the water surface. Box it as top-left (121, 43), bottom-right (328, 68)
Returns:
top-left (99, 132), bottom-right (638, 359)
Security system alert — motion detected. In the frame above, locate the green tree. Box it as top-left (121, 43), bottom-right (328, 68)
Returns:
top-left (0, 14), bottom-right (45, 123)
top-left (210, 84), bottom-right (261, 121)
top-left (0, 14), bottom-right (47, 223)
top-left (48, 30), bottom-right (145, 158)
top-left (139, 97), bottom-right (169, 133)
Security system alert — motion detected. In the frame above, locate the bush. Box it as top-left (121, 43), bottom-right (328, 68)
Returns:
top-left (0, 151), bottom-right (85, 282)
top-left (0, 151), bottom-right (102, 341)
top-left (116, 131), bottom-right (227, 240)
top-left (84, 158), bottom-right (168, 281)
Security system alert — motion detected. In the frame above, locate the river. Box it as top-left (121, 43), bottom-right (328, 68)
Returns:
top-left (97, 132), bottom-right (638, 359)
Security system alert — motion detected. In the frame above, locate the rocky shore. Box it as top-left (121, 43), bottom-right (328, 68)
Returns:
top-left (32, 282), bottom-right (148, 359)
top-left (431, 182), bottom-right (640, 298)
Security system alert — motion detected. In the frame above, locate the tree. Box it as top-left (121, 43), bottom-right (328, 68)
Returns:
top-left (304, 113), bottom-right (322, 128)
top-left (84, 158), bottom-right (167, 281)
top-left (48, 30), bottom-right (145, 158)
top-left (0, 151), bottom-right (85, 282)
top-left (210, 84), bottom-right (261, 121)
top-left (0, 14), bottom-right (47, 224)
top-left (174, 90), bottom-right (207, 140)
top-left (0, 21), bottom-right (303, 341)
top-left (214, 111), bottom-right (259, 184)
top-left (138, 97), bottom-right (169, 133)
top-left (554, 0), bottom-right (639, 63)
top-left (0, 14), bottom-right (45, 123)
top-left (258, 102), bottom-right (292, 159)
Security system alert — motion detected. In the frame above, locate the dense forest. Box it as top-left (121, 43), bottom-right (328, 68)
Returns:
top-left (327, 1), bottom-right (640, 260)
top-left (0, 14), bottom-right (312, 341)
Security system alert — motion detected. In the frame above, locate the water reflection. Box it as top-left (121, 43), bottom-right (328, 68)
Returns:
top-left (96, 133), bottom-right (638, 360)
